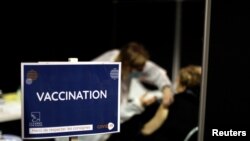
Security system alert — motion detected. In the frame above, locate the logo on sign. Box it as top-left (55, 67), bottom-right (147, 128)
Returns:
top-left (26, 70), bottom-right (38, 85)
top-left (31, 112), bottom-right (40, 122)
top-left (97, 122), bottom-right (115, 130)
top-left (29, 112), bottom-right (43, 127)
top-left (108, 122), bottom-right (114, 130)
top-left (110, 68), bottom-right (119, 80)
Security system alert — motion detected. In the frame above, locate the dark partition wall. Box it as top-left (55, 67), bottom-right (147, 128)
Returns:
top-left (0, 3), bottom-right (114, 93)
top-left (204, 0), bottom-right (249, 140)
top-left (0, 1), bottom-right (204, 94)
top-left (181, 1), bottom-right (204, 67)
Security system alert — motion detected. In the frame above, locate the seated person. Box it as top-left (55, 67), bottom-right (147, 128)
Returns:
top-left (107, 65), bottom-right (201, 141)
top-left (140, 65), bottom-right (202, 141)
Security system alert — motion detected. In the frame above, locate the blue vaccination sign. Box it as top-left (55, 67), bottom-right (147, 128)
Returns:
top-left (21, 62), bottom-right (121, 139)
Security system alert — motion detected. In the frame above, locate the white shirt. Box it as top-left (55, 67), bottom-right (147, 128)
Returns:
top-left (92, 49), bottom-right (171, 122)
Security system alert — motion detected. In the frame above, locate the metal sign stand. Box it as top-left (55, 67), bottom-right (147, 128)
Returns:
top-left (68, 58), bottom-right (79, 141)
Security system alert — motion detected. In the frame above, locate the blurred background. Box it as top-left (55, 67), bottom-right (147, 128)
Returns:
top-left (1, 0), bottom-right (248, 140)
top-left (0, 0), bottom-right (205, 140)
top-left (0, 0), bottom-right (204, 93)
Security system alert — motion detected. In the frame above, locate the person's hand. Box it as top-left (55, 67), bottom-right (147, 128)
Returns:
top-left (162, 86), bottom-right (174, 107)
top-left (140, 93), bottom-right (157, 107)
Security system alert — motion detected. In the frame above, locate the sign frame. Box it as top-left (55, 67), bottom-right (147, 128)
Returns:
top-left (21, 62), bottom-right (121, 139)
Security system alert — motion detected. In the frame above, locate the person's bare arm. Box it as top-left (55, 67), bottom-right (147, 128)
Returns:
top-left (141, 104), bottom-right (169, 135)
top-left (162, 86), bottom-right (174, 107)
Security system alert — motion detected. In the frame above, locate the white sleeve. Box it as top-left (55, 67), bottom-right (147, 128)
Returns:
top-left (141, 61), bottom-right (172, 90)
top-left (120, 99), bottom-right (144, 123)
top-left (119, 78), bottom-right (147, 123)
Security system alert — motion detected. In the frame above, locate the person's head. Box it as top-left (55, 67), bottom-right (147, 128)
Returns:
top-left (116, 41), bottom-right (149, 79)
top-left (176, 65), bottom-right (202, 94)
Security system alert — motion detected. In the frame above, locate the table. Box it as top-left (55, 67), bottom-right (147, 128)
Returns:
top-left (0, 92), bottom-right (21, 123)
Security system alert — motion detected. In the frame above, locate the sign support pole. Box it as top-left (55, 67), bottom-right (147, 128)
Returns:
top-left (68, 57), bottom-right (79, 141)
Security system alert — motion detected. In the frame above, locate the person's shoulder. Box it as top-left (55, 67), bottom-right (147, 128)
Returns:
top-left (108, 49), bottom-right (120, 54)
top-left (92, 49), bottom-right (120, 61)
top-left (173, 91), bottom-right (199, 107)
top-left (143, 61), bottom-right (166, 73)
top-left (102, 49), bottom-right (120, 58)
